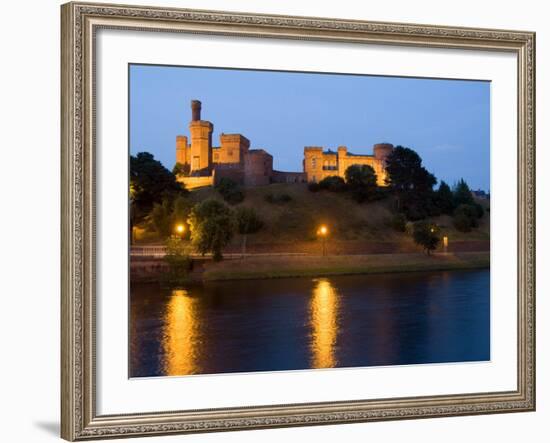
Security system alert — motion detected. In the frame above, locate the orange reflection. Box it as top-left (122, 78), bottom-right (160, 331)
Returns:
top-left (162, 289), bottom-right (200, 375)
top-left (310, 279), bottom-right (340, 368)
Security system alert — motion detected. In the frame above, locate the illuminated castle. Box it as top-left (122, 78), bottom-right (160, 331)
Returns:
top-left (174, 100), bottom-right (392, 189)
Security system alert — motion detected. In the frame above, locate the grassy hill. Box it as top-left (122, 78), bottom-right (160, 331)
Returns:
top-left (188, 183), bottom-right (490, 246)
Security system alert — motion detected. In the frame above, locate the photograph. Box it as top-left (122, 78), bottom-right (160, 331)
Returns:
top-left (129, 64), bottom-right (491, 378)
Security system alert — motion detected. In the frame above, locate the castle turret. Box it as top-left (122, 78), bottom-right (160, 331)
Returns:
top-left (189, 100), bottom-right (213, 174)
top-left (373, 143), bottom-right (394, 162)
top-left (191, 100), bottom-right (202, 121)
top-left (176, 135), bottom-right (188, 165)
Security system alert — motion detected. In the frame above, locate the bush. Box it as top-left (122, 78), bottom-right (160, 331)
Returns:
top-left (412, 221), bottom-right (441, 254)
top-left (318, 176), bottom-right (347, 192)
top-left (265, 193), bottom-right (292, 204)
top-left (189, 199), bottom-right (235, 261)
top-left (308, 182), bottom-right (321, 192)
top-left (453, 212), bottom-right (473, 232)
top-left (215, 177), bottom-right (245, 205)
top-left (163, 237), bottom-right (193, 280)
top-left (390, 213), bottom-right (407, 232)
top-left (235, 207), bottom-right (264, 256)
top-left (453, 204), bottom-right (481, 232)
top-left (345, 165), bottom-right (378, 203)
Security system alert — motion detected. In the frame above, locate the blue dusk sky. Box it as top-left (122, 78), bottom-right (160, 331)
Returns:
top-left (130, 64), bottom-right (490, 191)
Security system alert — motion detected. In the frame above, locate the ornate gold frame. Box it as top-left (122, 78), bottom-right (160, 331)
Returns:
top-left (61, 2), bottom-right (536, 440)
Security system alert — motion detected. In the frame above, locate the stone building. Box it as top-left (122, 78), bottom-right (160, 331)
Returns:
top-left (303, 143), bottom-right (393, 186)
top-left (175, 100), bottom-right (305, 189)
top-left (175, 100), bottom-right (392, 189)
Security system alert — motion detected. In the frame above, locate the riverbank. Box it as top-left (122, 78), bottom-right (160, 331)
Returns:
top-left (200, 252), bottom-right (489, 281)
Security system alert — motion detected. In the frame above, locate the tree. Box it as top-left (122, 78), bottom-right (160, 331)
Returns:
top-left (170, 195), bottom-right (192, 237)
top-left (318, 175), bottom-right (347, 192)
top-left (434, 181), bottom-right (455, 215)
top-left (384, 146), bottom-right (437, 219)
top-left (412, 221), bottom-right (440, 255)
top-left (215, 177), bottom-right (245, 205)
top-left (150, 198), bottom-right (172, 238)
top-left (453, 203), bottom-right (483, 232)
top-left (188, 199), bottom-right (235, 261)
top-left (163, 237), bottom-right (193, 281)
top-left (453, 178), bottom-right (474, 206)
top-left (130, 152), bottom-right (187, 226)
top-left (344, 164), bottom-right (378, 202)
top-left (235, 207), bottom-right (263, 257)
top-left (172, 162), bottom-right (190, 177)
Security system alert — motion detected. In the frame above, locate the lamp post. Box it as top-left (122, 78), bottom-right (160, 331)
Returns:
top-left (317, 225), bottom-right (328, 256)
top-left (175, 223), bottom-right (185, 239)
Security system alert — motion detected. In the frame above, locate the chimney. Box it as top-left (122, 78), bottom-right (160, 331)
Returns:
top-left (191, 100), bottom-right (202, 121)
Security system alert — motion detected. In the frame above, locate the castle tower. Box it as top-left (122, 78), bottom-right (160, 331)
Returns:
top-left (373, 143), bottom-right (394, 163)
top-left (189, 100), bottom-right (213, 174)
top-left (175, 135), bottom-right (188, 165)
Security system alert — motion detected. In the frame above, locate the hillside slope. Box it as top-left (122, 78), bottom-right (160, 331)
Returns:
top-left (189, 183), bottom-right (490, 247)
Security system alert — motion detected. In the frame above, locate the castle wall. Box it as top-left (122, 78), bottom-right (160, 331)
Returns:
top-left (177, 174), bottom-right (215, 190)
top-left (304, 144), bottom-right (392, 186)
top-left (244, 149), bottom-right (273, 186)
top-left (272, 170), bottom-right (307, 184)
top-left (215, 134), bottom-right (250, 165)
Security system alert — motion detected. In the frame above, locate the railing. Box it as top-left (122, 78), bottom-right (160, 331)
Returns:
top-left (131, 245), bottom-right (166, 257)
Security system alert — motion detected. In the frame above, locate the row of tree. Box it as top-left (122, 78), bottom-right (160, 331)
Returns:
top-left (308, 146), bottom-right (486, 231)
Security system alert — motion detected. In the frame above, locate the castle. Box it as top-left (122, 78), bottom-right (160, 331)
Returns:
top-left (175, 100), bottom-right (393, 189)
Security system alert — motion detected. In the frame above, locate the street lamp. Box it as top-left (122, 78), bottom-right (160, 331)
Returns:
top-left (175, 223), bottom-right (185, 239)
top-left (317, 224), bottom-right (329, 256)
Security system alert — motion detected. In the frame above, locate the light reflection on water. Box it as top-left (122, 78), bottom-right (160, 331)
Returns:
top-left (310, 279), bottom-right (340, 369)
top-left (162, 289), bottom-right (200, 376)
top-left (130, 270), bottom-right (490, 378)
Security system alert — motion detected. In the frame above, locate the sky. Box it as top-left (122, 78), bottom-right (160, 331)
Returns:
top-left (130, 64), bottom-right (490, 191)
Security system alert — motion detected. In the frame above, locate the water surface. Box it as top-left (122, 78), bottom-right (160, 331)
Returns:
top-left (130, 269), bottom-right (490, 377)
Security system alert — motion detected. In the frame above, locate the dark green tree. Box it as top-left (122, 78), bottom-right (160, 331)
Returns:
top-left (172, 162), bottom-right (190, 177)
top-left (215, 177), bottom-right (245, 205)
top-left (235, 207), bottom-right (264, 257)
top-left (318, 175), bottom-right (347, 192)
top-left (384, 146), bottom-right (437, 219)
top-left (412, 222), bottom-right (441, 255)
top-left (170, 195), bottom-right (192, 238)
top-left (163, 237), bottom-right (192, 281)
top-left (150, 198), bottom-right (173, 238)
top-left (189, 199), bottom-right (235, 261)
top-left (453, 178), bottom-right (474, 206)
top-left (434, 180), bottom-right (455, 215)
top-left (453, 203), bottom-right (483, 232)
top-left (344, 164), bottom-right (378, 202)
top-left (130, 152), bottom-right (187, 226)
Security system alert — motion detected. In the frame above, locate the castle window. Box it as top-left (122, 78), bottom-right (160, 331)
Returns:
top-left (311, 158), bottom-right (317, 169)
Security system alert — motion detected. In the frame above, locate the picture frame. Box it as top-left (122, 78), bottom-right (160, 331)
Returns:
top-left (61, 1), bottom-right (536, 440)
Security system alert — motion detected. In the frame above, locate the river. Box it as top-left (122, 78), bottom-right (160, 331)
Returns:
top-left (130, 269), bottom-right (489, 377)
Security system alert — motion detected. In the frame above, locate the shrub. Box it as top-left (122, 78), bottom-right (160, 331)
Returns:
top-left (308, 182), bottom-right (321, 192)
top-left (318, 176), bottom-right (347, 192)
top-left (235, 207), bottom-right (264, 256)
top-left (163, 237), bottom-right (193, 280)
top-left (345, 165), bottom-right (378, 203)
top-left (453, 204), bottom-right (481, 232)
top-left (265, 193), bottom-right (292, 204)
top-left (189, 199), bottom-right (235, 261)
top-left (412, 221), bottom-right (441, 255)
top-left (215, 177), bottom-right (245, 205)
top-left (453, 212), bottom-right (473, 232)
